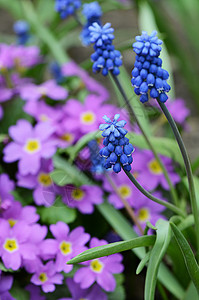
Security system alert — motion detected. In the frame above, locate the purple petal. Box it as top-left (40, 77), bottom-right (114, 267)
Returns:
top-left (9, 120), bottom-right (33, 143)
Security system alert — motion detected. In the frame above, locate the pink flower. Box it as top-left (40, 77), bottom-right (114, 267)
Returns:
top-left (3, 120), bottom-right (57, 175)
top-left (132, 149), bottom-right (180, 190)
top-left (31, 260), bottom-right (63, 293)
top-left (63, 95), bottom-right (118, 134)
top-left (0, 174), bottom-right (15, 211)
top-left (62, 184), bottom-right (103, 214)
top-left (74, 238), bottom-right (124, 292)
top-left (41, 222), bottom-right (90, 273)
top-left (62, 61), bottom-right (109, 102)
top-left (0, 220), bottom-right (37, 270)
top-left (19, 80), bottom-right (68, 102)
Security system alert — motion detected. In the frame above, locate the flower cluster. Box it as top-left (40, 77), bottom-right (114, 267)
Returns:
top-left (131, 31), bottom-right (171, 103)
top-left (89, 22), bottom-right (123, 76)
top-left (81, 1), bottom-right (102, 46)
top-left (55, 0), bottom-right (81, 19)
top-left (13, 20), bottom-right (30, 45)
top-left (99, 114), bottom-right (134, 173)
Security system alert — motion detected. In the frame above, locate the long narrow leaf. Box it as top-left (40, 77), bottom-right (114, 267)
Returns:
top-left (145, 219), bottom-right (172, 300)
top-left (67, 236), bottom-right (155, 264)
top-left (98, 202), bottom-right (185, 299)
top-left (170, 222), bottom-right (199, 294)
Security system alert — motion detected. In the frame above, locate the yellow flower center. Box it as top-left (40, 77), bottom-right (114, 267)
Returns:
top-left (8, 219), bottom-right (17, 228)
top-left (138, 208), bottom-right (150, 222)
top-left (59, 241), bottom-right (72, 256)
top-left (80, 111), bottom-right (96, 125)
top-left (148, 159), bottom-right (163, 175)
top-left (60, 133), bottom-right (74, 143)
top-left (90, 259), bottom-right (104, 273)
top-left (39, 272), bottom-right (48, 283)
top-left (118, 185), bottom-right (132, 199)
top-left (38, 173), bottom-right (52, 187)
top-left (24, 139), bottom-right (41, 154)
top-left (71, 188), bottom-right (85, 201)
top-left (3, 238), bottom-right (18, 252)
top-left (38, 87), bottom-right (47, 96)
top-left (39, 114), bottom-right (49, 122)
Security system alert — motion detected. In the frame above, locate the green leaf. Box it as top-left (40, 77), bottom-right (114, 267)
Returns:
top-left (37, 198), bottom-right (76, 225)
top-left (50, 169), bottom-right (76, 186)
top-left (145, 219), bottom-right (172, 300)
top-left (136, 251), bottom-right (151, 275)
top-left (52, 155), bottom-right (92, 186)
top-left (0, 0), bottom-right (22, 18)
top-left (128, 132), bottom-right (183, 165)
top-left (170, 222), bottom-right (199, 294)
top-left (0, 262), bottom-right (13, 272)
top-left (183, 176), bottom-right (199, 207)
top-left (108, 285), bottom-right (125, 300)
top-left (67, 235), bottom-right (155, 264)
top-left (0, 134), bottom-right (7, 142)
top-left (138, 1), bottom-right (175, 99)
top-left (183, 282), bottom-right (198, 300)
top-left (10, 283), bottom-right (29, 300)
top-left (98, 202), bottom-right (185, 299)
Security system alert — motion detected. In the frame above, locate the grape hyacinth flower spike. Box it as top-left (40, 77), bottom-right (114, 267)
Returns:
top-left (13, 20), bottom-right (30, 45)
top-left (55, 0), bottom-right (81, 19)
top-left (80, 2), bottom-right (102, 46)
top-left (131, 31), bottom-right (171, 103)
top-left (89, 22), bottom-right (123, 76)
top-left (99, 114), bottom-right (134, 173)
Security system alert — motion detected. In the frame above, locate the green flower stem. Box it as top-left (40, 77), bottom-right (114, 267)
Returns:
top-left (123, 168), bottom-right (185, 218)
top-left (157, 98), bottom-right (199, 261)
top-left (105, 173), bottom-right (144, 235)
top-left (111, 74), bottom-right (179, 207)
top-left (20, 0), bottom-right (70, 64)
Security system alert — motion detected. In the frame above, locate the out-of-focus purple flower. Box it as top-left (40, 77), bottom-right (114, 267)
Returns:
top-left (0, 220), bottom-right (37, 270)
top-left (23, 224), bottom-right (47, 273)
top-left (74, 237), bottom-right (124, 292)
top-left (26, 284), bottom-right (46, 300)
top-left (41, 222), bottom-right (90, 273)
top-left (31, 260), bottom-right (63, 293)
top-left (133, 191), bottom-right (167, 234)
top-left (1, 201), bottom-right (39, 226)
top-left (0, 44), bottom-right (13, 69)
top-left (63, 95), bottom-right (117, 134)
top-left (0, 272), bottom-right (15, 300)
top-left (23, 101), bottom-right (63, 125)
top-left (63, 184), bottom-right (103, 213)
top-left (133, 149), bottom-right (180, 190)
top-left (17, 159), bottom-right (58, 206)
top-left (3, 120), bottom-right (57, 175)
top-left (11, 45), bottom-right (41, 69)
top-left (103, 171), bottom-right (141, 209)
top-left (0, 105), bottom-right (3, 120)
top-left (19, 80), bottom-right (68, 102)
top-left (0, 77), bottom-right (13, 103)
top-left (64, 278), bottom-right (107, 300)
top-left (62, 61), bottom-right (109, 101)
top-left (150, 98), bottom-right (190, 128)
top-left (0, 174), bottom-right (15, 211)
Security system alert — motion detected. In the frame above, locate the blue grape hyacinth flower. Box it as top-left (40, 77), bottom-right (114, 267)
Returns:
top-left (131, 31), bottom-right (171, 103)
top-left (80, 1), bottom-right (102, 46)
top-left (99, 114), bottom-right (134, 173)
top-left (13, 20), bottom-right (30, 45)
top-left (88, 140), bottom-right (105, 174)
top-left (89, 23), bottom-right (123, 76)
top-left (55, 0), bottom-right (81, 19)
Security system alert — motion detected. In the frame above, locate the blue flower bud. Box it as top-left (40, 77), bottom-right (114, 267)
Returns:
top-left (140, 82), bottom-right (149, 94)
top-left (107, 143), bottom-right (115, 152)
top-left (124, 144), bottom-right (134, 156)
top-left (146, 73), bottom-right (155, 86)
top-left (109, 152), bottom-right (118, 164)
top-left (150, 88), bottom-right (159, 98)
top-left (115, 145), bottom-right (123, 156)
top-left (140, 69), bottom-right (148, 79)
top-left (113, 163), bottom-right (121, 173)
top-left (131, 67), bottom-right (139, 77)
top-left (123, 164), bottom-right (131, 172)
top-left (159, 92), bottom-right (168, 102)
top-left (140, 94), bottom-right (148, 103)
top-left (120, 154), bottom-right (129, 166)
